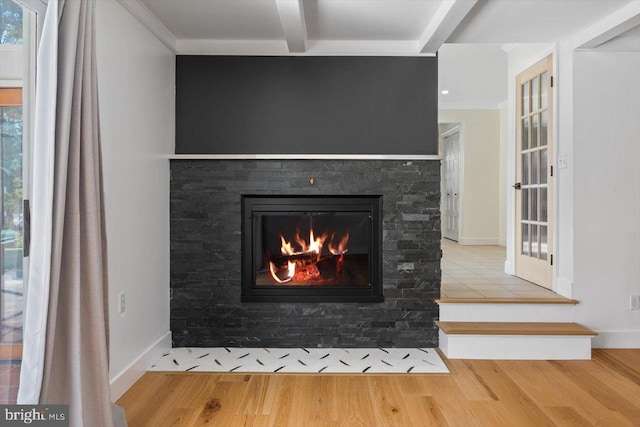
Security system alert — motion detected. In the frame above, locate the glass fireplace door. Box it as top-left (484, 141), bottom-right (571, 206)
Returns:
top-left (241, 195), bottom-right (383, 303)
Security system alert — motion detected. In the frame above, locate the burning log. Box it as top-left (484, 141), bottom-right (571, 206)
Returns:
top-left (271, 253), bottom-right (318, 266)
top-left (293, 263), bottom-right (321, 281)
top-left (269, 228), bottom-right (350, 284)
top-left (269, 253), bottom-right (346, 284)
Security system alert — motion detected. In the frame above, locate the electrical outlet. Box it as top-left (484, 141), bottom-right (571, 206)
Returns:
top-left (119, 292), bottom-right (126, 314)
top-left (630, 295), bottom-right (640, 311)
top-left (558, 154), bottom-right (568, 169)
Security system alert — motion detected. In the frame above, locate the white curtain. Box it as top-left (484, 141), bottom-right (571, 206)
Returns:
top-left (17, 0), bottom-right (58, 405)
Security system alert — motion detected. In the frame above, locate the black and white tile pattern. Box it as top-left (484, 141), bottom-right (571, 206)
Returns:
top-left (150, 347), bottom-right (449, 374)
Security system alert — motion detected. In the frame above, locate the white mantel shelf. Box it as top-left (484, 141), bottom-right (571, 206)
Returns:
top-left (168, 154), bottom-right (443, 160)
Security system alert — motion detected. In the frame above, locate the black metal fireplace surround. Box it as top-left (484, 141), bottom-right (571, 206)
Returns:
top-left (241, 195), bottom-right (383, 303)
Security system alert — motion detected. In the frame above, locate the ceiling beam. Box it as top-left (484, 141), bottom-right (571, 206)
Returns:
top-left (573, 0), bottom-right (640, 50)
top-left (275, 0), bottom-right (308, 53)
top-left (418, 0), bottom-right (477, 54)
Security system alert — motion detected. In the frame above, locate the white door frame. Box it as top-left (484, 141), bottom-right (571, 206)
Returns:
top-left (439, 122), bottom-right (464, 242)
top-left (505, 44), bottom-right (559, 293)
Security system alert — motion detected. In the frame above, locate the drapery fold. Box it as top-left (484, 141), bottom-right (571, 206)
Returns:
top-left (18, 1), bottom-right (114, 425)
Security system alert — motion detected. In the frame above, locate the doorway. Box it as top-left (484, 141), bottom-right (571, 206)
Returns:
top-left (440, 123), bottom-right (461, 242)
top-left (515, 55), bottom-right (554, 289)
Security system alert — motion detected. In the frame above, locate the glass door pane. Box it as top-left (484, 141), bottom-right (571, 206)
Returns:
top-left (0, 0), bottom-right (30, 404)
top-left (519, 71), bottom-right (552, 262)
top-left (532, 76), bottom-right (539, 111)
top-left (0, 100), bottom-right (23, 337)
top-left (540, 72), bottom-right (548, 108)
top-left (531, 114), bottom-right (538, 148)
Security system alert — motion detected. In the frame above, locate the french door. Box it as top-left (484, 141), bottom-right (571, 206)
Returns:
top-left (515, 55), bottom-right (553, 288)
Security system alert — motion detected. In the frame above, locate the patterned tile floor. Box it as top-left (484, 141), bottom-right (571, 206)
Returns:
top-left (151, 347), bottom-right (449, 374)
top-left (441, 239), bottom-right (563, 299)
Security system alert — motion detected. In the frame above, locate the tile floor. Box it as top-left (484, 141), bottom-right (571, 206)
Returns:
top-left (440, 239), bottom-right (563, 299)
top-left (151, 347), bottom-right (449, 374)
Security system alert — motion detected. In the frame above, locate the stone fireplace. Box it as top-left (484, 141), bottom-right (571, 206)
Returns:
top-left (170, 159), bottom-right (441, 348)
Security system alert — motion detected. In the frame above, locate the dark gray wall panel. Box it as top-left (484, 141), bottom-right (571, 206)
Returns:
top-left (176, 56), bottom-right (438, 155)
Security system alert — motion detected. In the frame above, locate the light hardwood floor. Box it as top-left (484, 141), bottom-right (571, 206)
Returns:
top-left (118, 349), bottom-right (640, 426)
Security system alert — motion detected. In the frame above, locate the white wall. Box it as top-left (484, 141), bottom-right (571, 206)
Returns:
top-left (498, 104), bottom-right (507, 246)
top-left (438, 44), bottom-right (508, 109)
top-left (573, 51), bottom-right (640, 348)
top-left (555, 40), bottom-right (575, 297)
top-left (439, 109), bottom-right (501, 245)
top-left (96, 0), bottom-right (174, 399)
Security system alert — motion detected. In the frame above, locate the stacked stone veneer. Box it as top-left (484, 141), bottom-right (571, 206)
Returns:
top-left (170, 160), bottom-right (441, 347)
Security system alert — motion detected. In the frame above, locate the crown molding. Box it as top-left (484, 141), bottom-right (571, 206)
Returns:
top-left (177, 39), bottom-right (290, 55)
top-left (116, 0), bottom-right (177, 52)
top-left (176, 39), bottom-right (436, 56)
top-left (501, 43), bottom-right (520, 53)
top-left (305, 40), bottom-right (434, 56)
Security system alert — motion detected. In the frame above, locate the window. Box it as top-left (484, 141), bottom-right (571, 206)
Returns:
top-left (0, 0), bottom-right (39, 404)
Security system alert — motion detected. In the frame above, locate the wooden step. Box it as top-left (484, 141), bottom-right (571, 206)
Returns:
top-left (438, 322), bottom-right (597, 360)
top-left (436, 321), bottom-right (597, 336)
top-left (436, 297), bottom-right (578, 305)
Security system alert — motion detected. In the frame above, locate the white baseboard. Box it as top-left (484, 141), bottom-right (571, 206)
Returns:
top-left (555, 277), bottom-right (573, 299)
top-left (439, 330), bottom-right (593, 360)
top-left (504, 259), bottom-right (514, 275)
top-left (498, 238), bottom-right (506, 247)
top-left (438, 302), bottom-right (574, 323)
top-left (109, 331), bottom-right (172, 401)
top-left (592, 330), bottom-right (640, 349)
top-left (458, 237), bottom-right (501, 246)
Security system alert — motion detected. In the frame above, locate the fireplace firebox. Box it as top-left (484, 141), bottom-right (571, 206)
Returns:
top-left (241, 195), bottom-right (383, 302)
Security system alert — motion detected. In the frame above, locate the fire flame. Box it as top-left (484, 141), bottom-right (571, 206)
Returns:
top-left (269, 260), bottom-right (296, 283)
top-left (269, 228), bottom-right (350, 283)
top-left (308, 230), bottom-right (328, 260)
top-left (328, 232), bottom-right (350, 255)
top-left (280, 228), bottom-right (328, 260)
top-left (280, 236), bottom-right (296, 256)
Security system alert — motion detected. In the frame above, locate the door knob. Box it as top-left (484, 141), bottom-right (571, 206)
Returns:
top-left (513, 182), bottom-right (522, 190)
